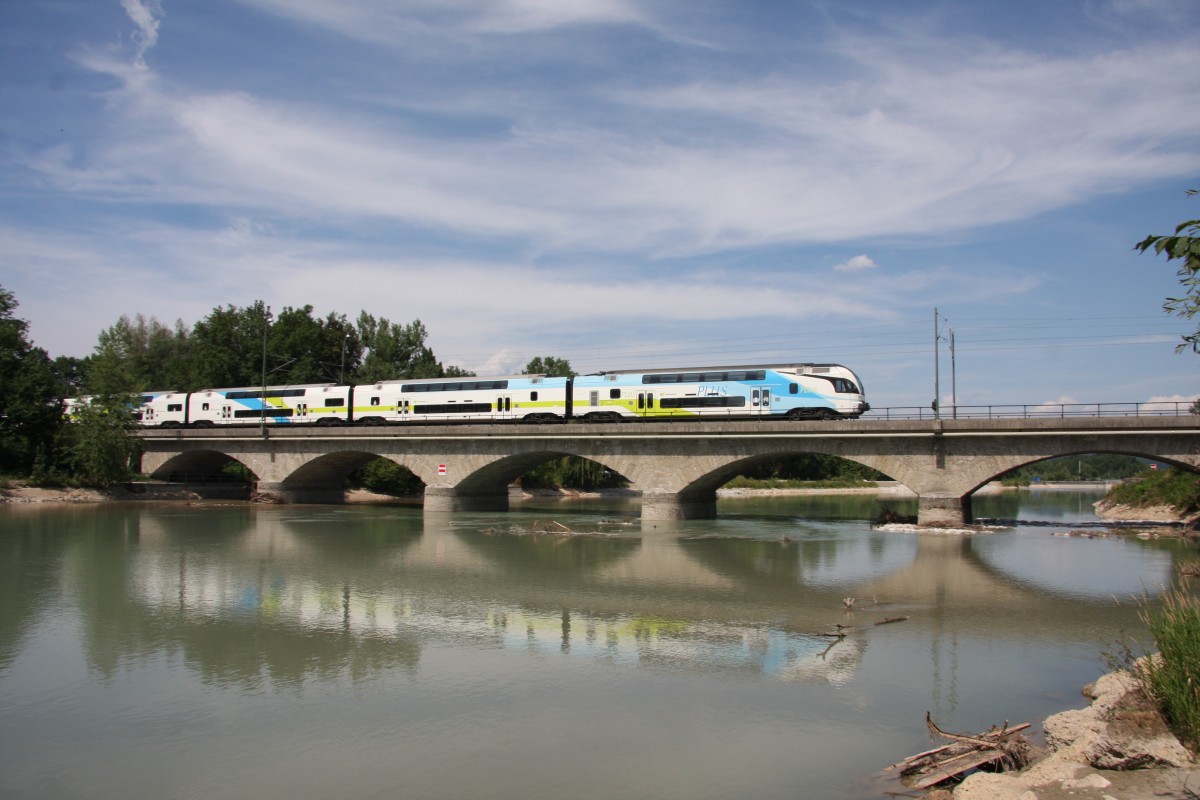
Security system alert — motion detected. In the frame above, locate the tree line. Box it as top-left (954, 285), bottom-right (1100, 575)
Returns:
top-left (0, 291), bottom-right (479, 486)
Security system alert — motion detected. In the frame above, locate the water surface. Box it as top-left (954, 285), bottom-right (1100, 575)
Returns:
top-left (1, 490), bottom-right (1191, 799)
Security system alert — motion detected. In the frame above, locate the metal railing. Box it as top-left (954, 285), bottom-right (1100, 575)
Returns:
top-left (863, 401), bottom-right (1197, 421)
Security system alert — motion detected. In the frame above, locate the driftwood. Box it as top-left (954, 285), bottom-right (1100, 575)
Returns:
top-left (887, 714), bottom-right (1032, 790)
top-left (821, 615), bottom-right (911, 637)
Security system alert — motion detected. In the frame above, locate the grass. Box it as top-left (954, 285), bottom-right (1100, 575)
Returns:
top-left (1135, 585), bottom-right (1200, 752)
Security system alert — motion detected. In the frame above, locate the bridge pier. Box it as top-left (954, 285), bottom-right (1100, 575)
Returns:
top-left (641, 490), bottom-right (717, 521)
top-left (254, 481), bottom-right (346, 504)
top-left (423, 486), bottom-right (510, 514)
top-left (917, 493), bottom-right (972, 528)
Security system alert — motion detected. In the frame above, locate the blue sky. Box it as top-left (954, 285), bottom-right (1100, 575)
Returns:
top-left (2, 0), bottom-right (1198, 411)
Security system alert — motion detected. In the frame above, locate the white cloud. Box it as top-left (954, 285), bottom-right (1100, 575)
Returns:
top-left (834, 255), bottom-right (877, 273)
top-left (49, 21), bottom-right (1198, 260)
top-left (1143, 394), bottom-right (1199, 413)
top-left (121, 0), bottom-right (164, 67)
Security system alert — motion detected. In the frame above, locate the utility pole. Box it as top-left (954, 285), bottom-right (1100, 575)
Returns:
top-left (933, 308), bottom-right (953, 420)
top-left (261, 305), bottom-right (272, 436)
top-left (950, 329), bottom-right (957, 419)
top-left (933, 308), bottom-right (941, 419)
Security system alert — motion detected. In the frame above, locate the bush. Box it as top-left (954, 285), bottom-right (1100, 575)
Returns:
top-left (1136, 586), bottom-right (1200, 751)
top-left (347, 458), bottom-right (424, 496)
top-left (1106, 468), bottom-right (1200, 515)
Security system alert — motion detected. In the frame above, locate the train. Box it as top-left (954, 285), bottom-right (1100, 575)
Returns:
top-left (72, 362), bottom-right (869, 427)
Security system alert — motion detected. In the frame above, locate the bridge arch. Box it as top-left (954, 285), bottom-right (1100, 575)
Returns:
top-left (144, 448), bottom-right (254, 483)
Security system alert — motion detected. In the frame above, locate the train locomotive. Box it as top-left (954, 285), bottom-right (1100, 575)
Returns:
top-left (100, 362), bottom-right (869, 427)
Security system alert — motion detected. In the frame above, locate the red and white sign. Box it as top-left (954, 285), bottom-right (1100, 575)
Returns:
top-left (437, 464), bottom-right (447, 475)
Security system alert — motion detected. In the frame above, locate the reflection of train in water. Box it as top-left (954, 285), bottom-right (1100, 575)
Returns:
top-left (87, 363), bottom-right (869, 427)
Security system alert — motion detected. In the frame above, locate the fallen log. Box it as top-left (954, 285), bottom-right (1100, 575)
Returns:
top-left (887, 714), bottom-right (1032, 790)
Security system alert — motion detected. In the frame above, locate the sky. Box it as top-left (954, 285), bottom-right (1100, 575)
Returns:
top-left (2, 0), bottom-right (1198, 412)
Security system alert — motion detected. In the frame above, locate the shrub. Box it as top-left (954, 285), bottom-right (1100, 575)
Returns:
top-left (1136, 586), bottom-right (1200, 751)
top-left (1106, 468), bottom-right (1200, 515)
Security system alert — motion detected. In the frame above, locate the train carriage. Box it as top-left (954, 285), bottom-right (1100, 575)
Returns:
top-left (140, 391), bottom-right (189, 427)
top-left (186, 384), bottom-right (350, 427)
top-left (572, 364), bottom-right (867, 421)
top-left (353, 375), bottom-right (570, 425)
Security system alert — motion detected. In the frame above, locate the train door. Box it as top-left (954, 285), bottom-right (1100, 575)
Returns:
top-left (496, 394), bottom-right (512, 420)
top-left (637, 391), bottom-right (654, 418)
top-left (751, 387), bottom-right (772, 416)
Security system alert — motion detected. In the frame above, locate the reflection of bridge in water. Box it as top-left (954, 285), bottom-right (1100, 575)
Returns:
top-left (22, 507), bottom-right (1170, 695)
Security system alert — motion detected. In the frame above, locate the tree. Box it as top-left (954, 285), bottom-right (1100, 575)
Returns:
top-left (353, 314), bottom-right (441, 383)
top-left (268, 305), bottom-right (360, 384)
top-left (62, 398), bottom-right (140, 486)
top-left (0, 286), bottom-right (63, 476)
top-left (189, 302), bottom-right (271, 388)
top-left (524, 356), bottom-right (575, 377)
top-left (1136, 189), bottom-right (1200, 354)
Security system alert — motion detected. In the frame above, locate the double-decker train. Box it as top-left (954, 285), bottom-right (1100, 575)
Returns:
top-left (75, 362), bottom-right (869, 427)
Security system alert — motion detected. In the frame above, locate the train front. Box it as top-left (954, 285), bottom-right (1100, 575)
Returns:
top-left (818, 365), bottom-right (870, 418)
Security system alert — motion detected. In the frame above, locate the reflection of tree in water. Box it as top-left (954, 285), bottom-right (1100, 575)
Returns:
top-left (0, 510), bottom-right (76, 669)
top-left (54, 507), bottom-right (425, 687)
top-left (724, 493), bottom-right (918, 522)
top-left (175, 615), bottom-right (420, 689)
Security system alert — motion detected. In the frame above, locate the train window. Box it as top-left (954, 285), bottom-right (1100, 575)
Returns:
top-left (789, 383), bottom-right (798, 395)
top-left (660, 396), bottom-right (746, 408)
top-left (680, 373), bottom-right (701, 382)
top-left (202, 403), bottom-right (210, 411)
top-left (412, 403), bottom-right (491, 414)
top-left (167, 404), bottom-right (183, 412)
top-left (726, 371), bottom-right (745, 381)
top-left (609, 389), bottom-right (621, 399)
top-left (325, 398), bottom-right (344, 407)
top-left (371, 397), bottom-right (380, 406)
top-left (234, 408), bottom-right (294, 418)
top-left (530, 391), bottom-right (538, 401)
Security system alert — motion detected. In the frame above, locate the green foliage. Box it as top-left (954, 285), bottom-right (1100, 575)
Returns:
top-left (520, 457), bottom-right (628, 491)
top-left (190, 302), bottom-right (272, 388)
top-left (268, 305), bottom-right (359, 384)
top-left (1001, 454), bottom-right (1149, 485)
top-left (1105, 467), bottom-right (1200, 514)
top-left (346, 458), bottom-right (424, 496)
top-left (723, 476), bottom-right (872, 490)
top-left (354, 314), bottom-right (439, 383)
top-left (524, 356), bottom-right (574, 377)
top-left (0, 286), bottom-right (64, 476)
top-left (736, 453), bottom-right (888, 482)
top-left (60, 397), bottom-right (141, 486)
top-left (87, 314), bottom-right (193, 392)
top-left (1136, 188), bottom-right (1200, 354)
top-left (1135, 586), bottom-right (1200, 751)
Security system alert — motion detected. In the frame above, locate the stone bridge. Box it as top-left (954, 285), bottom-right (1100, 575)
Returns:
top-left (139, 416), bottom-right (1200, 526)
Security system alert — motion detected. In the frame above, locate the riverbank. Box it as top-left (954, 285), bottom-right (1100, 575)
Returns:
top-left (933, 667), bottom-right (1196, 800)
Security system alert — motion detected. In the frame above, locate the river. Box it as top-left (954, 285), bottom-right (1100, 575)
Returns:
top-left (0, 489), bottom-right (1192, 799)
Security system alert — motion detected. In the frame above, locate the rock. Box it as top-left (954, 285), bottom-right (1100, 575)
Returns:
top-left (1044, 671), bottom-right (1139, 752)
top-left (954, 773), bottom-right (1037, 800)
top-left (951, 665), bottom-right (1198, 800)
top-left (1062, 773), bottom-right (1112, 790)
